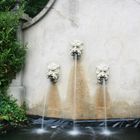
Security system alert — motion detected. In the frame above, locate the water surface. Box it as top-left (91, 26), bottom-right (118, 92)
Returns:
top-left (1, 126), bottom-right (140, 140)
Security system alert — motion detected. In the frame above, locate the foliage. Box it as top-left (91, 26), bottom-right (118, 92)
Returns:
top-left (0, 95), bottom-right (27, 124)
top-left (0, 0), bottom-right (50, 17)
top-left (0, 0), bottom-right (49, 132)
top-left (0, 12), bottom-right (26, 95)
top-left (0, 0), bottom-right (17, 11)
top-left (0, 0), bottom-right (25, 12)
top-left (0, 0), bottom-right (27, 131)
top-left (24, 0), bottom-right (50, 17)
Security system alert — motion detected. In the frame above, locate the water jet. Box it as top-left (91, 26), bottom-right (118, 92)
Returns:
top-left (5, 0), bottom-right (140, 140)
top-left (96, 64), bottom-right (110, 130)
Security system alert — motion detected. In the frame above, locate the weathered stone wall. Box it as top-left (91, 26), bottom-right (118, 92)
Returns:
top-left (10, 0), bottom-right (140, 119)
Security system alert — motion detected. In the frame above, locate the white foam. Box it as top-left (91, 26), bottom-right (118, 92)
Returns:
top-left (51, 125), bottom-right (58, 129)
top-left (67, 128), bottom-right (81, 136)
top-left (32, 128), bottom-right (48, 134)
top-left (101, 128), bottom-right (112, 136)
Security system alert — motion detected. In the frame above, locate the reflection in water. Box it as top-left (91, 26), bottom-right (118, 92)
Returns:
top-left (1, 126), bottom-right (140, 140)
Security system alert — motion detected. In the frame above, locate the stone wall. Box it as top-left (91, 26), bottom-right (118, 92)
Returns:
top-left (9, 0), bottom-right (140, 119)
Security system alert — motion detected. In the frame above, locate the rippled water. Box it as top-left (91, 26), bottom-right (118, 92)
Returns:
top-left (1, 126), bottom-right (140, 140)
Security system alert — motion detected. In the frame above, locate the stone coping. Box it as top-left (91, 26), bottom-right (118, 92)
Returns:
top-left (22, 0), bottom-right (56, 30)
top-left (29, 115), bottom-right (140, 128)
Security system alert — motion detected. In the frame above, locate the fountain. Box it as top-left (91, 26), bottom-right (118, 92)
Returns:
top-left (3, 47), bottom-right (140, 139)
top-left (47, 63), bottom-right (60, 84)
top-left (96, 64), bottom-right (109, 85)
top-left (67, 40), bottom-right (83, 135)
top-left (70, 40), bottom-right (83, 120)
top-left (3, 0), bottom-right (140, 139)
top-left (96, 64), bottom-right (110, 135)
top-left (46, 63), bottom-right (61, 119)
top-left (34, 63), bottom-right (60, 134)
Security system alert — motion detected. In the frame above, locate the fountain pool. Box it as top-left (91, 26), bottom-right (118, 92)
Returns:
top-left (1, 118), bottom-right (140, 140)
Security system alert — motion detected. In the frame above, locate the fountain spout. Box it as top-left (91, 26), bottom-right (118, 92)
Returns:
top-left (70, 40), bottom-right (83, 59)
top-left (47, 63), bottom-right (60, 83)
top-left (96, 64), bottom-right (109, 84)
top-left (96, 64), bottom-right (110, 130)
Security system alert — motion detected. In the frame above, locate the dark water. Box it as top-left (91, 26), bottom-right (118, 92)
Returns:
top-left (0, 126), bottom-right (140, 140)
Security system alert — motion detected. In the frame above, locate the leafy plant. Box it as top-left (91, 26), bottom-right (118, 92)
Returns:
top-left (0, 0), bottom-right (17, 11)
top-left (0, 11), bottom-right (26, 95)
top-left (0, 95), bottom-right (27, 124)
top-left (0, 0), bottom-right (27, 132)
top-left (0, 0), bottom-right (25, 12)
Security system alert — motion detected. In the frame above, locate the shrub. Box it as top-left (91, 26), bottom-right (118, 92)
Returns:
top-left (0, 95), bottom-right (27, 125)
top-left (0, 1), bottom-right (27, 131)
top-left (0, 0), bottom-right (17, 11)
top-left (0, 12), bottom-right (26, 95)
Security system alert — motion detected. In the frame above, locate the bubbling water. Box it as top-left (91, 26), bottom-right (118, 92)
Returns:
top-left (32, 128), bottom-right (48, 134)
top-left (101, 128), bottom-right (112, 136)
top-left (67, 127), bottom-right (81, 136)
